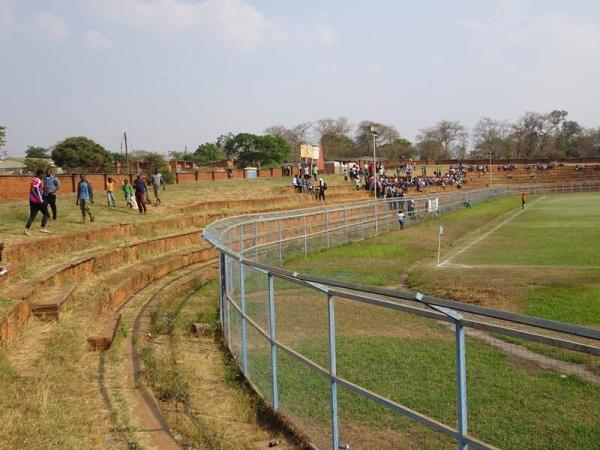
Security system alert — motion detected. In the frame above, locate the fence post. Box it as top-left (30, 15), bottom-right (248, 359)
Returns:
top-left (254, 220), bottom-right (258, 261)
top-left (218, 253), bottom-right (225, 329)
top-left (240, 261), bottom-right (248, 376)
top-left (268, 273), bottom-right (279, 410)
top-left (327, 292), bottom-right (340, 450)
top-left (455, 320), bottom-right (468, 450)
top-left (343, 207), bottom-right (348, 242)
top-left (374, 202), bottom-right (378, 233)
top-left (361, 206), bottom-right (365, 239)
top-left (240, 226), bottom-right (245, 255)
top-left (325, 209), bottom-right (330, 248)
top-left (304, 215), bottom-right (308, 257)
top-left (278, 219), bottom-right (283, 262)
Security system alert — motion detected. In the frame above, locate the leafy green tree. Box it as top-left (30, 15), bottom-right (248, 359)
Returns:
top-left (25, 146), bottom-right (50, 159)
top-left (110, 152), bottom-right (125, 163)
top-left (194, 143), bottom-right (222, 163)
top-left (225, 133), bottom-right (290, 168)
top-left (320, 131), bottom-right (356, 159)
top-left (51, 136), bottom-right (113, 171)
top-left (140, 152), bottom-right (174, 184)
top-left (24, 158), bottom-right (53, 174)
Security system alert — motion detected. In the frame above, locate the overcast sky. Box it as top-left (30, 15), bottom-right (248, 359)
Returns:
top-left (1, 0), bottom-right (600, 156)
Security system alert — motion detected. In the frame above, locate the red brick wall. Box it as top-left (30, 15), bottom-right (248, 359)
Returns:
top-left (0, 167), bottom-right (290, 202)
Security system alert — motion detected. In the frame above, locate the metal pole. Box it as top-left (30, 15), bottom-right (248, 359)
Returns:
top-left (278, 219), bottom-right (283, 262)
top-left (455, 320), bottom-right (468, 450)
top-left (240, 226), bottom-right (245, 255)
top-left (374, 203), bottom-right (378, 234)
top-left (361, 206), bottom-right (365, 239)
top-left (325, 209), bottom-right (330, 248)
top-left (327, 293), bottom-right (340, 450)
top-left (254, 220), bottom-right (258, 261)
top-left (268, 273), bottom-right (279, 410)
top-left (240, 262), bottom-right (248, 376)
top-left (304, 215), bottom-right (308, 257)
top-left (343, 207), bottom-right (348, 242)
top-left (372, 132), bottom-right (377, 198)
top-left (218, 253), bottom-right (224, 328)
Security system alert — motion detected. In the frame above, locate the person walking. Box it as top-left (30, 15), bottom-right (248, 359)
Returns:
top-left (44, 169), bottom-right (60, 220)
top-left (122, 179), bottom-right (134, 208)
top-left (521, 191), bottom-right (526, 210)
top-left (134, 174), bottom-right (148, 214)
top-left (76, 174), bottom-right (95, 223)
top-left (24, 169), bottom-right (50, 235)
top-left (398, 210), bottom-right (405, 230)
top-left (150, 169), bottom-right (164, 205)
top-left (106, 177), bottom-right (116, 207)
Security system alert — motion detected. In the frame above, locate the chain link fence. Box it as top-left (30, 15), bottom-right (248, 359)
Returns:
top-left (208, 182), bottom-right (600, 450)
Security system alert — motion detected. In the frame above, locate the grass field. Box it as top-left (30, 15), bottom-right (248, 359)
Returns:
top-left (268, 192), bottom-right (600, 449)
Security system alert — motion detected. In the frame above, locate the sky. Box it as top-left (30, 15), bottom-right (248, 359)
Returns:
top-left (1, 0), bottom-right (600, 156)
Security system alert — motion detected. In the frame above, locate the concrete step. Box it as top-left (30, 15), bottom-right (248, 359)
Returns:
top-left (31, 284), bottom-right (78, 320)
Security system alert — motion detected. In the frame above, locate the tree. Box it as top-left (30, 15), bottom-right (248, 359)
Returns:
top-left (51, 136), bottom-right (113, 171)
top-left (0, 125), bottom-right (5, 152)
top-left (265, 122), bottom-right (313, 162)
top-left (139, 151), bottom-right (174, 184)
top-left (416, 121), bottom-right (468, 160)
top-left (24, 158), bottom-right (53, 174)
top-left (194, 143), bottom-right (222, 164)
top-left (225, 133), bottom-right (291, 168)
top-left (472, 118), bottom-right (512, 159)
top-left (25, 146), bottom-right (50, 159)
top-left (320, 131), bottom-right (356, 159)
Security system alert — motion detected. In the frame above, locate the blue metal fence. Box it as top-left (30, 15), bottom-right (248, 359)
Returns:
top-left (205, 182), bottom-right (600, 450)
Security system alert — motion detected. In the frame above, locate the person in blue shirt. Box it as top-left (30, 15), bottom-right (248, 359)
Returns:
top-left (76, 174), bottom-right (95, 223)
top-left (44, 169), bottom-right (60, 220)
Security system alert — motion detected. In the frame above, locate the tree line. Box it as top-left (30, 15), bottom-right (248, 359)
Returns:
top-left (262, 109), bottom-right (600, 162)
top-left (1, 108), bottom-right (599, 176)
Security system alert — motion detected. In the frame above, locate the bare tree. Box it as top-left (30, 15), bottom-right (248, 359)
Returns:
top-left (472, 117), bottom-right (512, 159)
top-left (417, 120), bottom-right (468, 159)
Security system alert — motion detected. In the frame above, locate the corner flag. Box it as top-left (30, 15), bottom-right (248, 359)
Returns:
top-left (439, 225), bottom-right (444, 236)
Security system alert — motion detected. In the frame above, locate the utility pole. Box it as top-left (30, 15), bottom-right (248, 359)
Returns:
top-left (124, 132), bottom-right (129, 173)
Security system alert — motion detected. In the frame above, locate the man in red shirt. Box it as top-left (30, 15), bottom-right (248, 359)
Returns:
top-left (24, 169), bottom-right (50, 235)
top-left (521, 192), bottom-right (526, 210)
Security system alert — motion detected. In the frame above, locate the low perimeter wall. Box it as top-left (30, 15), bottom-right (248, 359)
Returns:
top-left (0, 167), bottom-right (287, 203)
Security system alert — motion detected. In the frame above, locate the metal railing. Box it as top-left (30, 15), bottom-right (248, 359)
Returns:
top-left (204, 181), bottom-right (600, 450)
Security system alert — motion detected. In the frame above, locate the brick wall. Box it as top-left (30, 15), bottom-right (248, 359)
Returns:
top-left (0, 168), bottom-right (293, 202)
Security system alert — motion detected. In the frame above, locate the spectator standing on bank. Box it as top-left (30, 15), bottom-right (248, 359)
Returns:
top-left (44, 169), bottom-right (60, 220)
top-left (312, 165), bottom-right (319, 182)
top-left (318, 177), bottom-right (327, 201)
top-left (24, 169), bottom-right (50, 235)
top-left (521, 192), bottom-right (526, 210)
top-left (134, 174), bottom-right (148, 214)
top-left (76, 174), bottom-right (95, 223)
top-left (122, 179), bottom-right (134, 208)
top-left (106, 177), bottom-right (116, 207)
top-left (150, 169), bottom-right (164, 205)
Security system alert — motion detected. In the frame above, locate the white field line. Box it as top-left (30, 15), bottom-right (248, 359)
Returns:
top-left (438, 196), bottom-right (546, 267)
top-left (440, 262), bottom-right (600, 270)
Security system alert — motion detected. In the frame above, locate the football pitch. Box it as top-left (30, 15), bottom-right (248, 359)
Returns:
top-left (277, 191), bottom-right (600, 449)
top-left (440, 193), bottom-right (600, 269)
